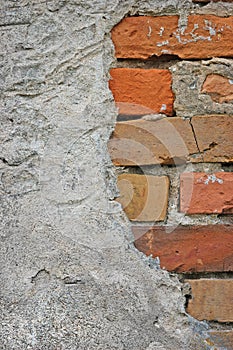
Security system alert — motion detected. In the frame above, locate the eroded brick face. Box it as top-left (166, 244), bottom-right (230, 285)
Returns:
top-left (116, 174), bottom-right (169, 221)
top-left (133, 225), bottom-right (233, 273)
top-left (202, 74), bottom-right (233, 103)
top-left (111, 15), bottom-right (233, 59)
top-left (108, 118), bottom-right (198, 166)
top-left (180, 172), bottom-right (233, 214)
top-left (186, 279), bottom-right (233, 322)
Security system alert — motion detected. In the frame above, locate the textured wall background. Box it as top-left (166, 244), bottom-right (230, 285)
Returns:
top-left (1, 1), bottom-right (233, 349)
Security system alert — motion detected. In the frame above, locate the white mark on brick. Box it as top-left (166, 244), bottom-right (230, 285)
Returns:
top-left (159, 27), bottom-right (164, 37)
top-left (204, 20), bottom-right (216, 36)
top-left (161, 49), bottom-right (170, 54)
top-left (157, 40), bottom-right (169, 47)
top-left (203, 174), bottom-right (223, 185)
top-left (160, 104), bottom-right (167, 112)
top-left (147, 25), bottom-right (152, 38)
top-left (229, 79), bottom-right (233, 85)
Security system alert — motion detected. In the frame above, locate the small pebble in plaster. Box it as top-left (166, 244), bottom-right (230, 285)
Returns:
top-left (189, 81), bottom-right (197, 90)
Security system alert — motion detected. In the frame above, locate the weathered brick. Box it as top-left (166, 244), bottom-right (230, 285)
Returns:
top-left (109, 68), bottom-right (174, 116)
top-left (180, 172), bottom-right (233, 214)
top-left (108, 118), bottom-right (198, 166)
top-left (117, 174), bottom-right (169, 221)
top-left (208, 331), bottom-right (233, 349)
top-left (111, 15), bottom-right (233, 59)
top-left (186, 279), bottom-right (233, 322)
top-left (191, 115), bottom-right (233, 163)
top-left (202, 74), bottom-right (233, 103)
top-left (133, 225), bottom-right (233, 273)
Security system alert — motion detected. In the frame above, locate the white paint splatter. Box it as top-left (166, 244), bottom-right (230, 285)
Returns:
top-left (147, 25), bottom-right (152, 38)
top-left (204, 20), bottom-right (216, 36)
top-left (204, 174), bottom-right (223, 185)
top-left (159, 27), bottom-right (164, 37)
top-left (157, 40), bottom-right (169, 47)
top-left (161, 49), bottom-right (170, 54)
top-left (160, 104), bottom-right (167, 112)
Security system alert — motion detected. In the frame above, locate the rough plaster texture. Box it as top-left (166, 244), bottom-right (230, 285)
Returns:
top-left (1, 0), bottom-right (230, 349)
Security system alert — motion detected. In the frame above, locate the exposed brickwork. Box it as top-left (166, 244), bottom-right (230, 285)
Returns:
top-left (133, 225), bottom-right (233, 272)
top-left (111, 15), bottom-right (233, 59)
top-left (186, 279), bottom-right (233, 322)
top-left (202, 74), bottom-right (233, 103)
top-left (109, 68), bottom-right (174, 116)
top-left (110, 10), bottom-right (233, 340)
top-left (117, 174), bottom-right (169, 221)
top-left (180, 172), bottom-right (233, 214)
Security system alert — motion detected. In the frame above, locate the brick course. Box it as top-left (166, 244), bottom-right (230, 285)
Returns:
top-left (133, 225), bottom-right (233, 273)
top-left (112, 15), bottom-right (233, 59)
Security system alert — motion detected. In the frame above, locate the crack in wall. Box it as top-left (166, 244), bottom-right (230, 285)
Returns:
top-left (189, 118), bottom-right (204, 161)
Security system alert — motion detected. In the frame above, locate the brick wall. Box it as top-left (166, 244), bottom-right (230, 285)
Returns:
top-left (109, 7), bottom-right (233, 349)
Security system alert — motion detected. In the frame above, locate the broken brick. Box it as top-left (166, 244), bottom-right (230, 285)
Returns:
top-left (202, 74), bottom-right (233, 103)
top-left (133, 225), bottom-right (233, 273)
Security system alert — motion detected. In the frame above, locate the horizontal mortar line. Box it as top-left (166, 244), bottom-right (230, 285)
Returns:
top-left (178, 271), bottom-right (233, 281)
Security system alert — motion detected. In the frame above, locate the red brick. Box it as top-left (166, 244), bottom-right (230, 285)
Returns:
top-left (186, 279), bottom-right (233, 322)
top-left (180, 172), bottom-right (233, 214)
top-left (202, 74), bottom-right (233, 103)
top-left (117, 174), bottom-right (169, 221)
top-left (133, 225), bottom-right (233, 273)
top-left (108, 118), bottom-right (198, 166)
top-left (191, 115), bottom-right (233, 163)
top-left (109, 68), bottom-right (174, 116)
top-left (111, 15), bottom-right (233, 59)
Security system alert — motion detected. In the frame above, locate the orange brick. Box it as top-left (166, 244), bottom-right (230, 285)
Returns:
top-left (108, 118), bottom-right (198, 166)
top-left (202, 74), bottom-right (233, 103)
top-left (133, 225), bottom-right (233, 273)
top-left (111, 15), bottom-right (233, 59)
top-left (180, 172), bottom-right (233, 214)
top-left (191, 115), bottom-right (233, 163)
top-left (117, 174), bottom-right (169, 222)
top-left (109, 68), bottom-right (174, 116)
top-left (186, 279), bottom-right (233, 322)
